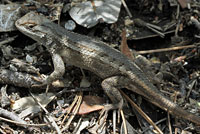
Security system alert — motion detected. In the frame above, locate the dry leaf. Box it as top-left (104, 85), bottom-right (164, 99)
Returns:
top-left (0, 4), bottom-right (21, 32)
top-left (178, 0), bottom-right (189, 8)
top-left (77, 95), bottom-right (105, 115)
top-left (120, 30), bottom-right (134, 60)
top-left (69, 0), bottom-right (121, 28)
top-left (11, 93), bottom-right (55, 110)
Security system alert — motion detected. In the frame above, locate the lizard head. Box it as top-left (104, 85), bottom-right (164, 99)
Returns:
top-left (15, 12), bottom-right (52, 44)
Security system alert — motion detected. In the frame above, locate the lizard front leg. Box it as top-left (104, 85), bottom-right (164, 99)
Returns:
top-left (47, 53), bottom-right (65, 84)
top-left (33, 52), bottom-right (65, 92)
top-left (45, 52), bottom-right (65, 92)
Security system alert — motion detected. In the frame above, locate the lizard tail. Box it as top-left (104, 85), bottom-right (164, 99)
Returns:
top-left (128, 79), bottom-right (200, 125)
top-left (143, 86), bottom-right (200, 125)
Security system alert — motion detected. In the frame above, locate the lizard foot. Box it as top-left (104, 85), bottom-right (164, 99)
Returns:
top-left (99, 103), bottom-right (122, 118)
top-left (98, 104), bottom-right (119, 123)
top-left (97, 104), bottom-right (120, 132)
top-left (97, 105), bottom-right (110, 130)
top-left (32, 75), bottom-right (51, 93)
top-left (98, 104), bottom-right (113, 120)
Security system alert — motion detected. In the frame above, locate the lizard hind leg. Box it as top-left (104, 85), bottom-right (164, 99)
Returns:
top-left (98, 76), bottom-right (129, 128)
top-left (101, 76), bottom-right (130, 110)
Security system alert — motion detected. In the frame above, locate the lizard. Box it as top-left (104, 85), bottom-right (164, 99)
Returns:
top-left (15, 12), bottom-right (200, 125)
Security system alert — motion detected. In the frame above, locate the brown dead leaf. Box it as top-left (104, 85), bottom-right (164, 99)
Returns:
top-left (77, 95), bottom-right (105, 115)
top-left (178, 0), bottom-right (189, 8)
top-left (120, 30), bottom-right (134, 60)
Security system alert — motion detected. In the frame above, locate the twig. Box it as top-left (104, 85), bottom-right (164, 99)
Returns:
top-left (61, 92), bottom-right (83, 132)
top-left (59, 94), bottom-right (79, 123)
top-left (120, 110), bottom-right (128, 134)
top-left (0, 108), bottom-right (27, 127)
top-left (175, 20), bottom-right (181, 37)
top-left (72, 117), bottom-right (82, 133)
top-left (56, 87), bottom-right (91, 95)
top-left (0, 116), bottom-right (47, 127)
top-left (113, 110), bottom-right (116, 134)
top-left (0, 68), bottom-right (43, 88)
top-left (142, 118), bottom-right (167, 133)
top-left (146, 25), bottom-right (165, 38)
top-left (29, 92), bottom-right (61, 134)
top-left (0, 68), bottom-right (67, 89)
top-left (0, 108), bottom-right (35, 131)
top-left (176, 5), bottom-right (180, 20)
top-left (134, 19), bottom-right (165, 38)
top-left (168, 112), bottom-right (173, 134)
top-left (137, 44), bottom-right (196, 54)
top-left (186, 80), bottom-right (196, 99)
top-left (121, 0), bottom-right (132, 18)
top-left (175, 128), bottom-right (178, 134)
top-left (119, 89), bottom-right (164, 134)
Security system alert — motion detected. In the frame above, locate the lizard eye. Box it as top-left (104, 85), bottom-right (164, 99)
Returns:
top-left (22, 22), bottom-right (37, 27)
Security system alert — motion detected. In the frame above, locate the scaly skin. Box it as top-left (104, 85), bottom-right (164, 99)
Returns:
top-left (15, 12), bottom-right (200, 125)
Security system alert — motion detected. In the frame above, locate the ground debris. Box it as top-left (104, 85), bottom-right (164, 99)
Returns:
top-left (0, 0), bottom-right (200, 133)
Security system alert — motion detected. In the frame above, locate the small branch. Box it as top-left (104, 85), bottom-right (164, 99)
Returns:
top-left (0, 68), bottom-right (66, 90)
top-left (119, 89), bottom-right (164, 134)
top-left (29, 92), bottom-right (61, 134)
top-left (137, 44), bottom-right (196, 54)
top-left (0, 108), bottom-right (27, 127)
top-left (0, 116), bottom-right (47, 127)
top-left (120, 110), bottom-right (128, 134)
top-left (0, 68), bottom-right (43, 89)
top-left (121, 0), bottom-right (132, 18)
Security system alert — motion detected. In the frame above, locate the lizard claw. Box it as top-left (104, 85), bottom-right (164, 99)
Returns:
top-left (96, 104), bottom-right (118, 132)
top-left (97, 106), bottom-right (109, 131)
top-left (98, 101), bottom-right (123, 120)
top-left (99, 104), bottom-right (113, 119)
top-left (98, 104), bottom-right (114, 124)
